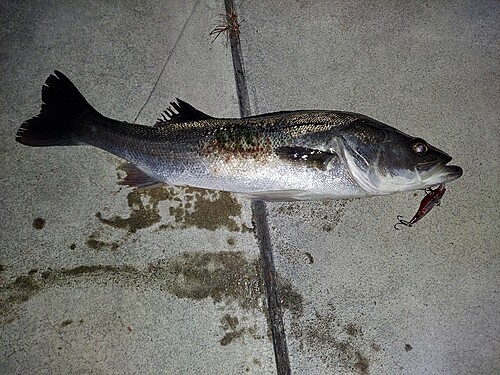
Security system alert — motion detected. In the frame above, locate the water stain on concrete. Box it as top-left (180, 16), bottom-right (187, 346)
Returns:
top-left (165, 188), bottom-right (254, 233)
top-left (295, 310), bottom-right (370, 374)
top-left (222, 314), bottom-right (239, 330)
top-left (219, 314), bottom-right (245, 346)
top-left (346, 322), bottom-right (362, 337)
top-left (279, 279), bottom-right (371, 374)
top-left (96, 187), bottom-right (167, 233)
top-left (354, 351), bottom-right (370, 374)
top-left (275, 200), bottom-right (348, 231)
top-left (148, 251), bottom-right (263, 309)
top-left (0, 251), bottom-right (264, 325)
top-left (60, 319), bottom-right (73, 328)
top-left (32, 217), bottom-right (45, 230)
top-left (85, 232), bottom-right (120, 251)
top-left (0, 274), bottom-right (41, 324)
top-left (278, 277), bottom-right (304, 317)
top-left (166, 187), bottom-right (243, 232)
top-left (96, 185), bottom-right (252, 233)
top-left (219, 313), bottom-right (262, 346)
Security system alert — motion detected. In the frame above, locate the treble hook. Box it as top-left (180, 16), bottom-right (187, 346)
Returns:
top-left (394, 215), bottom-right (412, 230)
top-left (394, 184), bottom-right (447, 230)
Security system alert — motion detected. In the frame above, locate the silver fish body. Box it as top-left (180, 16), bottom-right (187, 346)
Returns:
top-left (16, 71), bottom-right (463, 200)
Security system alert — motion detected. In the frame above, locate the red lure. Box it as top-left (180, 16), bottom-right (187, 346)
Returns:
top-left (394, 184), bottom-right (446, 230)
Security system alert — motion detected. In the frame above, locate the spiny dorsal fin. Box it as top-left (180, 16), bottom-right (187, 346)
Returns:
top-left (155, 99), bottom-right (212, 126)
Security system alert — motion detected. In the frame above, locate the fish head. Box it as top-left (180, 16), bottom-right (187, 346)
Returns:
top-left (338, 118), bottom-right (463, 194)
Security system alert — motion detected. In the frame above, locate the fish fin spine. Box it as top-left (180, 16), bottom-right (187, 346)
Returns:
top-left (16, 70), bottom-right (103, 147)
top-left (117, 162), bottom-right (163, 189)
top-left (155, 98), bottom-right (212, 126)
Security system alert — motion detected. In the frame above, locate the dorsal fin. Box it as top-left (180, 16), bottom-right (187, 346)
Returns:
top-left (155, 99), bottom-right (212, 126)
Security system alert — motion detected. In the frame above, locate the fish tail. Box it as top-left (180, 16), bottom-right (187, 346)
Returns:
top-left (16, 70), bottom-right (102, 147)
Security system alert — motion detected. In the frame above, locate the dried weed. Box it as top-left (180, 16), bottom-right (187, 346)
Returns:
top-left (210, 8), bottom-right (241, 45)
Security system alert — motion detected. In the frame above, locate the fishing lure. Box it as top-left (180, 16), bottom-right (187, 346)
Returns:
top-left (394, 184), bottom-right (446, 230)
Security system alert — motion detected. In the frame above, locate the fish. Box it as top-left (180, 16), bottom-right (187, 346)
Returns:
top-left (16, 71), bottom-right (463, 201)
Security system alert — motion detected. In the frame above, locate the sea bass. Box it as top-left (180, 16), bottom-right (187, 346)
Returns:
top-left (16, 71), bottom-right (462, 200)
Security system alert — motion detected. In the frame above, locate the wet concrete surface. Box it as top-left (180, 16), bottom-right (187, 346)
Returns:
top-left (1, 1), bottom-right (499, 374)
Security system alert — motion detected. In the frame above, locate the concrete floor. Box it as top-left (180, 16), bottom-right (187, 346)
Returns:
top-left (1, 1), bottom-right (498, 374)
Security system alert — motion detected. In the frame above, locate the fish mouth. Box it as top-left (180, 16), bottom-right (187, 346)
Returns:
top-left (439, 164), bottom-right (463, 182)
top-left (421, 157), bottom-right (463, 184)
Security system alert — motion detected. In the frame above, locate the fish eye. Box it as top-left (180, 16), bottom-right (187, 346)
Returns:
top-left (412, 140), bottom-right (428, 155)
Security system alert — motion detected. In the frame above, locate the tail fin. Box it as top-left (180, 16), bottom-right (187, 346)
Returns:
top-left (16, 70), bottom-right (102, 147)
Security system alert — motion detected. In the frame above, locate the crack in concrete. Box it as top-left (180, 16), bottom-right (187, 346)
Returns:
top-left (222, 1), bottom-right (291, 374)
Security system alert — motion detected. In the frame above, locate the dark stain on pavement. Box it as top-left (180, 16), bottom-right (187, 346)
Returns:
top-left (275, 200), bottom-right (349, 230)
top-left (0, 251), bottom-right (264, 325)
top-left (219, 313), bottom-right (262, 347)
top-left (278, 277), bottom-right (304, 317)
top-left (96, 187), bottom-right (167, 232)
top-left (60, 319), bottom-right (73, 328)
top-left (86, 232), bottom-right (120, 251)
top-left (279, 279), bottom-right (372, 374)
top-left (304, 251), bottom-right (314, 264)
top-left (219, 314), bottom-right (245, 346)
top-left (96, 186), bottom-right (252, 233)
top-left (346, 322), bottom-right (362, 337)
top-left (147, 251), bottom-right (263, 309)
top-left (32, 217), bottom-right (45, 230)
top-left (165, 187), bottom-right (244, 232)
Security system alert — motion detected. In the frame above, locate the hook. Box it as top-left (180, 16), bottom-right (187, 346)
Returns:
top-left (394, 215), bottom-right (412, 230)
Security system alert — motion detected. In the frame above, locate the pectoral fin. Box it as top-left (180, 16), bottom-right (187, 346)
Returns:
top-left (275, 146), bottom-right (339, 171)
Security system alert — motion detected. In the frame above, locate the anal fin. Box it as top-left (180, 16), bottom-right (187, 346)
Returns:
top-left (117, 163), bottom-right (164, 189)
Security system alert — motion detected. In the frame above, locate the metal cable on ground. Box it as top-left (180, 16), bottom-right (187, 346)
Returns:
top-left (134, 0), bottom-right (200, 124)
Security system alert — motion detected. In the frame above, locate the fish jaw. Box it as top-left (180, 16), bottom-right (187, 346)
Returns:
top-left (416, 162), bottom-right (463, 187)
